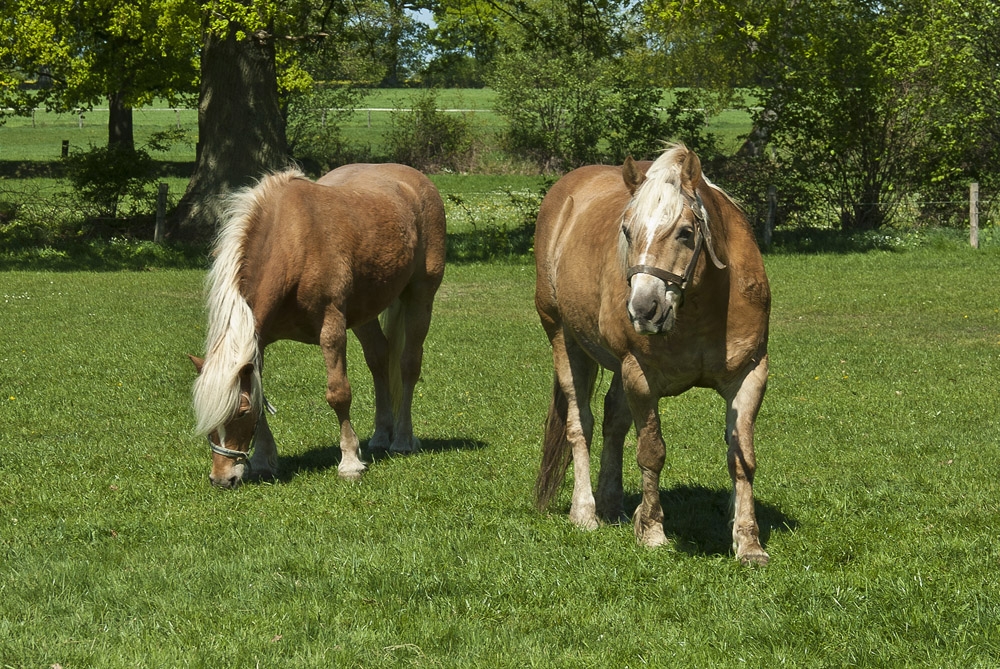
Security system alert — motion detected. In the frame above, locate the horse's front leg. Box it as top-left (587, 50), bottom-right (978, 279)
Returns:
top-left (624, 358), bottom-right (668, 547)
top-left (322, 313), bottom-right (367, 481)
top-left (724, 354), bottom-right (769, 566)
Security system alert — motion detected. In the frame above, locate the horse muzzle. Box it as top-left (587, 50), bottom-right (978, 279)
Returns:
top-left (627, 277), bottom-right (679, 335)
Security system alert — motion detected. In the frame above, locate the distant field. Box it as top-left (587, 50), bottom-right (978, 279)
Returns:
top-left (0, 89), bottom-right (754, 163)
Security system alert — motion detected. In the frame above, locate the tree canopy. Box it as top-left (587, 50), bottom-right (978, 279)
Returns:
top-left (2, 0), bottom-right (998, 234)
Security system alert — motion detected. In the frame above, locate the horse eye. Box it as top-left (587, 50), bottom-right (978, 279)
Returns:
top-left (621, 225), bottom-right (632, 244)
top-left (677, 225), bottom-right (694, 242)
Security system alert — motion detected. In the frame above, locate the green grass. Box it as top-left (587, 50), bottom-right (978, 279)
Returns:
top-left (0, 89), bottom-right (752, 164)
top-left (2, 240), bottom-right (1000, 666)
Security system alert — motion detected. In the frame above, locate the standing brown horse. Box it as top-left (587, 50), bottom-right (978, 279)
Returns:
top-left (190, 163), bottom-right (446, 488)
top-left (534, 145), bottom-right (771, 565)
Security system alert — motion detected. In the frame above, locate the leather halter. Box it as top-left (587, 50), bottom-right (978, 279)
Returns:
top-left (206, 395), bottom-right (276, 471)
top-left (626, 211), bottom-right (707, 306)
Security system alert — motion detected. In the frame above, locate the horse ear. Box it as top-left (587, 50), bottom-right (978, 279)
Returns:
top-left (188, 355), bottom-right (204, 374)
top-left (622, 156), bottom-right (646, 194)
top-left (680, 148), bottom-right (703, 196)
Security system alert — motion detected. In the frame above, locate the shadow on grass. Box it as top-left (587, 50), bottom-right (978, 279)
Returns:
top-left (625, 484), bottom-right (797, 558)
top-left (274, 437), bottom-right (488, 483)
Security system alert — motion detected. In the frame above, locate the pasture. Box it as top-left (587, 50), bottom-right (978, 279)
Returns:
top-left (0, 89), bottom-right (754, 164)
top-left (2, 238), bottom-right (999, 666)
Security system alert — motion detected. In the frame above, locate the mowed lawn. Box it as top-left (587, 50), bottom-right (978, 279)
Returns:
top-left (1, 243), bottom-right (999, 666)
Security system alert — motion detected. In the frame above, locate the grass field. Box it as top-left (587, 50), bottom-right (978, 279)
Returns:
top-left (0, 88), bottom-right (753, 164)
top-left (2, 238), bottom-right (999, 666)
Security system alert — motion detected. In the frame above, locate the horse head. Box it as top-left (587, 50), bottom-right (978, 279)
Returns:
top-left (190, 355), bottom-right (262, 488)
top-left (619, 147), bottom-right (726, 335)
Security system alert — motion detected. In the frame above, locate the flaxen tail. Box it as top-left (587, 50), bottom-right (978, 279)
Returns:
top-left (535, 375), bottom-right (572, 510)
top-left (380, 298), bottom-right (406, 419)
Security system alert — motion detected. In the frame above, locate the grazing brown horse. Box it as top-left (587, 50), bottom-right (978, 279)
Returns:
top-left (534, 145), bottom-right (771, 565)
top-left (190, 163), bottom-right (446, 488)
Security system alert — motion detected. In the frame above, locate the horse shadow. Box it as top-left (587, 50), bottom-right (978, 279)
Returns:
top-left (273, 437), bottom-right (488, 483)
top-left (624, 484), bottom-right (797, 557)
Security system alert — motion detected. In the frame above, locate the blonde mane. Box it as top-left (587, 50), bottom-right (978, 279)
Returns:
top-left (192, 169), bottom-right (304, 435)
top-left (618, 145), bottom-right (689, 270)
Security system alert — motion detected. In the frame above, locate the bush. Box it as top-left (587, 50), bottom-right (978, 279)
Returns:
top-left (63, 143), bottom-right (158, 219)
top-left (490, 51), bottom-right (669, 170)
top-left (384, 89), bottom-right (477, 172)
top-left (286, 85), bottom-right (370, 173)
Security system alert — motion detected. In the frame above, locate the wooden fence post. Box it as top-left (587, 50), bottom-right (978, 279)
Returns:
top-left (155, 182), bottom-right (168, 243)
top-left (61, 140), bottom-right (69, 158)
top-left (764, 185), bottom-right (776, 249)
top-left (970, 182), bottom-right (980, 249)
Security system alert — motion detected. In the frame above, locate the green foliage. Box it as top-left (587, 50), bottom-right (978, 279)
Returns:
top-left (646, 0), bottom-right (1000, 232)
top-left (490, 51), bottom-right (667, 169)
top-left (443, 182), bottom-right (549, 262)
top-left (286, 85), bottom-right (370, 173)
top-left (63, 144), bottom-right (159, 219)
top-left (384, 89), bottom-right (477, 172)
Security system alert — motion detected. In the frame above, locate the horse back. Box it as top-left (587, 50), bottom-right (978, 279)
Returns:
top-left (242, 164), bottom-right (445, 343)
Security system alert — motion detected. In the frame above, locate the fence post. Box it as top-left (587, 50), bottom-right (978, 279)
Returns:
top-left (970, 182), bottom-right (980, 249)
top-left (764, 185), bottom-right (776, 249)
top-left (155, 182), bottom-right (168, 243)
top-left (61, 140), bottom-right (69, 158)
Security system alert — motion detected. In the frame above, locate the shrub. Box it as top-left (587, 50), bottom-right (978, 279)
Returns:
top-left (384, 89), bottom-right (477, 172)
top-left (63, 143), bottom-right (159, 220)
top-left (286, 85), bottom-right (369, 173)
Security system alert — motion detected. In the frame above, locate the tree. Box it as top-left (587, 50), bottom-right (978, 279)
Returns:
top-left (171, 5), bottom-right (288, 239)
top-left (0, 0), bottom-right (200, 149)
top-left (486, 0), bottom-right (666, 168)
top-left (645, 0), bottom-right (1000, 230)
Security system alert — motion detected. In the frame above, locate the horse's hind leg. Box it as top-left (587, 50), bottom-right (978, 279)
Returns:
top-left (552, 328), bottom-right (599, 530)
top-left (724, 355), bottom-right (769, 566)
top-left (353, 319), bottom-right (394, 453)
top-left (321, 312), bottom-right (367, 481)
top-left (596, 371), bottom-right (629, 523)
top-left (388, 287), bottom-right (436, 454)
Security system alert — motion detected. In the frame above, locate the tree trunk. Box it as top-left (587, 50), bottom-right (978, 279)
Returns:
top-left (108, 91), bottom-right (135, 151)
top-left (171, 23), bottom-right (287, 241)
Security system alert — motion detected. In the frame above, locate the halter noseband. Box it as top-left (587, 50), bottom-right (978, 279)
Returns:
top-left (206, 396), bottom-right (276, 470)
top-left (208, 436), bottom-right (254, 467)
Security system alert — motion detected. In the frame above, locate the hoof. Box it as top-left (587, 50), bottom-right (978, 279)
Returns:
top-left (633, 509), bottom-right (668, 547)
top-left (737, 547), bottom-right (770, 566)
top-left (368, 430), bottom-right (392, 453)
top-left (569, 504), bottom-right (599, 531)
top-left (596, 502), bottom-right (628, 525)
top-left (337, 460), bottom-right (367, 482)
top-left (389, 437), bottom-right (421, 455)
